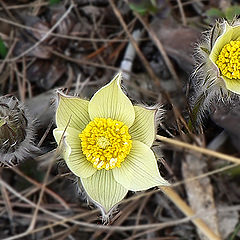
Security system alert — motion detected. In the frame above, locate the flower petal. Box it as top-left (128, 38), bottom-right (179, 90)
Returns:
top-left (81, 170), bottom-right (128, 213)
top-left (88, 73), bottom-right (135, 127)
top-left (232, 24), bottom-right (240, 40)
top-left (53, 128), bottom-right (71, 160)
top-left (210, 21), bottom-right (233, 63)
top-left (53, 127), bottom-right (96, 178)
top-left (129, 106), bottom-right (156, 147)
top-left (56, 93), bottom-right (90, 131)
top-left (222, 76), bottom-right (240, 94)
top-left (113, 140), bottom-right (169, 191)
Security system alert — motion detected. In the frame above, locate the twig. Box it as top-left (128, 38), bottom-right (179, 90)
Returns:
top-left (134, 13), bottom-right (181, 85)
top-left (37, 120), bottom-right (54, 147)
top-left (160, 186), bottom-right (221, 240)
top-left (0, 38), bottom-right (17, 73)
top-left (113, 162), bottom-right (238, 205)
top-left (0, 4), bottom-right (74, 62)
top-left (11, 167), bottom-right (70, 210)
top-left (51, 49), bottom-right (120, 72)
top-left (108, 0), bottom-right (163, 91)
top-left (0, 168), bottom-right (13, 226)
top-left (27, 154), bottom-right (56, 232)
top-left (176, 0), bottom-right (187, 26)
top-left (172, 163), bottom-right (238, 188)
top-left (1, 176), bottom-right (222, 238)
top-left (156, 134), bottom-right (228, 239)
top-left (0, 17), bottom-right (147, 43)
top-left (109, 0), bottom-right (190, 134)
top-left (156, 135), bottom-right (240, 164)
top-left (0, 1), bottom-right (48, 10)
top-left (130, 194), bottom-right (152, 239)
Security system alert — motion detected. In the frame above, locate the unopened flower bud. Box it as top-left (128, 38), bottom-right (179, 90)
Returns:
top-left (0, 96), bottom-right (37, 167)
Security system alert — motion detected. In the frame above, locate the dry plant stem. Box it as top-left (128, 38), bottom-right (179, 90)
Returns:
top-left (51, 49), bottom-right (120, 72)
top-left (0, 176), bottom-right (206, 239)
top-left (103, 201), bottom-right (141, 240)
top-left (26, 116), bottom-right (71, 232)
top-left (0, 38), bottom-right (17, 73)
top-left (115, 162), bottom-right (238, 205)
top-left (0, 0), bottom-right (17, 21)
top-left (0, 168), bottom-right (13, 222)
top-left (127, 194), bottom-right (153, 240)
top-left (160, 186), bottom-right (221, 240)
top-left (1, 180), bottom-right (193, 227)
top-left (0, 2), bottom-right (48, 10)
top-left (1, 4), bottom-right (74, 62)
top-left (135, 13), bottom-right (180, 84)
top-left (156, 135), bottom-right (240, 164)
top-left (176, 0), bottom-right (187, 26)
top-left (4, 166), bottom-right (238, 240)
top-left (172, 163), bottom-right (238, 188)
top-left (0, 17), bottom-right (141, 43)
top-left (108, 0), bottom-right (163, 90)
top-left (37, 121), bottom-right (54, 147)
top-left (11, 167), bottom-right (70, 210)
top-left (134, 13), bottom-right (191, 133)
top-left (27, 153), bottom-right (55, 232)
top-left (109, 0), bottom-right (189, 134)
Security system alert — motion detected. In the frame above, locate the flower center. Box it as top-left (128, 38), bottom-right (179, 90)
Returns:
top-left (216, 40), bottom-right (240, 79)
top-left (79, 117), bottom-right (132, 170)
top-left (97, 136), bottom-right (110, 148)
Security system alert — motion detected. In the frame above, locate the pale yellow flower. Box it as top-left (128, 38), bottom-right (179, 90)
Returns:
top-left (191, 20), bottom-right (240, 122)
top-left (209, 21), bottom-right (240, 93)
top-left (53, 73), bottom-right (168, 214)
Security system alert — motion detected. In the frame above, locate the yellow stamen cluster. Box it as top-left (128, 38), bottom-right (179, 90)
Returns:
top-left (79, 118), bottom-right (132, 170)
top-left (216, 40), bottom-right (240, 79)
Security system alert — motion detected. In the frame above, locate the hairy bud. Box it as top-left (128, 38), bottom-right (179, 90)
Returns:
top-left (0, 96), bottom-right (37, 167)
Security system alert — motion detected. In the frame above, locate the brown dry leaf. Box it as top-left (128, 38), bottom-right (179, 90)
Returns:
top-left (31, 21), bottom-right (51, 40)
top-left (182, 152), bottom-right (220, 240)
top-left (217, 204), bottom-right (239, 239)
top-left (0, 14), bottom-right (12, 36)
top-left (14, 41), bottom-right (52, 59)
top-left (25, 90), bottom-right (55, 129)
top-left (211, 100), bottom-right (240, 151)
top-left (49, 5), bottom-right (76, 48)
top-left (50, 5), bottom-right (75, 34)
top-left (27, 59), bottom-right (66, 89)
top-left (81, 5), bottom-right (106, 20)
top-left (0, 65), bottom-right (11, 90)
top-left (151, 18), bottom-right (200, 73)
top-left (13, 15), bottom-right (52, 59)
